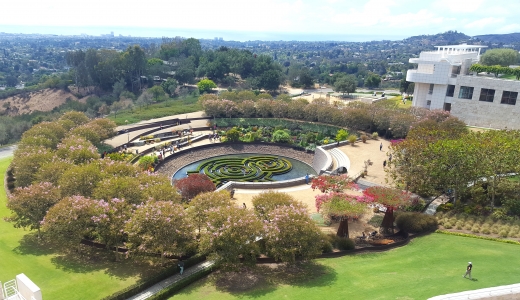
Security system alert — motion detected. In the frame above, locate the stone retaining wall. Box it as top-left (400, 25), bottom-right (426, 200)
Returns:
top-left (156, 143), bottom-right (315, 178)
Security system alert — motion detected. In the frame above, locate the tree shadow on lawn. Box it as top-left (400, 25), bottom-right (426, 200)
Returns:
top-left (13, 233), bottom-right (159, 280)
top-left (209, 262), bottom-right (337, 298)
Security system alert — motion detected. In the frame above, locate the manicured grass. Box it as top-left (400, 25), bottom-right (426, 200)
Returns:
top-left (0, 157), bottom-right (157, 299)
top-left (110, 96), bottom-right (202, 125)
top-left (171, 233), bottom-right (520, 299)
top-left (389, 95), bottom-right (412, 108)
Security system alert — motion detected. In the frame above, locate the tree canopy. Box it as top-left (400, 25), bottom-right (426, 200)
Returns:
top-left (480, 48), bottom-right (520, 67)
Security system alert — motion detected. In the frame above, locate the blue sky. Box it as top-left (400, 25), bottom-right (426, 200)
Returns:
top-left (1, 0), bottom-right (519, 41)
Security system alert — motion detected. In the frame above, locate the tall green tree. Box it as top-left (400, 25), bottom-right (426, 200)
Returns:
top-left (334, 75), bottom-right (357, 95)
top-left (480, 48), bottom-right (520, 67)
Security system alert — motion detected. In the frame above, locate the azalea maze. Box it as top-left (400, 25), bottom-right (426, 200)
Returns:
top-left (188, 155), bottom-right (292, 186)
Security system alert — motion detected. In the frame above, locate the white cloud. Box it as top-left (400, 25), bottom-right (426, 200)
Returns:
top-left (464, 17), bottom-right (504, 30)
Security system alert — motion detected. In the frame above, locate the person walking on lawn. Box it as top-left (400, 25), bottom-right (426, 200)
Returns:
top-left (463, 262), bottom-right (472, 279)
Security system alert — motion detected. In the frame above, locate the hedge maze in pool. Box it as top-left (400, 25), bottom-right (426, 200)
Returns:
top-left (187, 155), bottom-right (292, 186)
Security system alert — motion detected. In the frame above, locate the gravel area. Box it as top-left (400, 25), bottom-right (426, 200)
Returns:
top-left (156, 144), bottom-right (315, 177)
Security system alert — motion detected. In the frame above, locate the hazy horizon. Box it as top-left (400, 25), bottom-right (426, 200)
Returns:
top-left (1, 0), bottom-right (520, 42)
top-left (0, 25), bottom-right (410, 42)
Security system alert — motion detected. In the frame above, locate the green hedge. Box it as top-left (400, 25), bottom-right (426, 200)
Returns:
top-left (148, 267), bottom-right (213, 300)
top-left (101, 255), bottom-right (206, 300)
top-left (435, 230), bottom-right (520, 245)
top-left (395, 212), bottom-right (438, 233)
top-left (216, 118), bottom-right (344, 136)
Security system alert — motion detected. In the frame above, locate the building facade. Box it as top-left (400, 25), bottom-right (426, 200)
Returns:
top-left (407, 45), bottom-right (520, 129)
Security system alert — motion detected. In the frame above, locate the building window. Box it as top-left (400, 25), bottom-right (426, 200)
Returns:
top-left (443, 103), bottom-right (451, 112)
top-left (426, 100), bottom-right (431, 106)
top-left (428, 84), bottom-right (434, 95)
top-left (501, 91), bottom-right (518, 105)
top-left (479, 88), bottom-right (495, 102)
top-left (446, 85), bottom-right (455, 97)
top-left (458, 86), bottom-right (474, 99)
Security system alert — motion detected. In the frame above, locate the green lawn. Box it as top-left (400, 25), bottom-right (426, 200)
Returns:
top-left (110, 96), bottom-right (202, 125)
top-left (171, 233), bottom-right (520, 300)
top-left (0, 157), bottom-right (157, 299)
top-left (388, 95), bottom-right (412, 108)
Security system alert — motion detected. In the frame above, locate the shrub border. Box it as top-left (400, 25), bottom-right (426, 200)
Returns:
top-left (435, 230), bottom-right (520, 245)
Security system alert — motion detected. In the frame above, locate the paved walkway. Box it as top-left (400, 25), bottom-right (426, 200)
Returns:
top-left (428, 283), bottom-right (520, 300)
top-left (105, 111), bottom-right (208, 148)
top-left (127, 260), bottom-right (214, 300)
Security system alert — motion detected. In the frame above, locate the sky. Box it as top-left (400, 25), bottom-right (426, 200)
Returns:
top-left (1, 0), bottom-right (519, 41)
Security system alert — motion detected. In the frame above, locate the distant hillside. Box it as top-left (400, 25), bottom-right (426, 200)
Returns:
top-left (0, 88), bottom-right (83, 116)
top-left (404, 31), bottom-right (471, 46)
top-left (473, 33), bottom-right (520, 44)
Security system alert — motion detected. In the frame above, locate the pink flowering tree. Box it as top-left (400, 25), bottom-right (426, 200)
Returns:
top-left (199, 205), bottom-right (262, 267)
top-left (137, 173), bottom-right (182, 203)
top-left (251, 191), bottom-right (300, 221)
top-left (42, 195), bottom-right (102, 251)
top-left (58, 163), bottom-right (103, 197)
top-left (263, 205), bottom-right (323, 263)
top-left (316, 192), bottom-right (368, 238)
top-left (55, 135), bottom-right (100, 165)
top-left (363, 186), bottom-right (414, 234)
top-left (125, 201), bottom-right (195, 266)
top-left (94, 197), bottom-right (133, 261)
top-left (11, 146), bottom-right (54, 187)
top-left (18, 121), bottom-right (66, 150)
top-left (93, 177), bottom-right (144, 205)
top-left (188, 190), bottom-right (232, 236)
top-left (7, 182), bottom-right (61, 238)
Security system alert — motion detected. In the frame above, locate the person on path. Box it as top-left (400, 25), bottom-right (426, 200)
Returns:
top-left (380, 142), bottom-right (383, 151)
top-left (305, 174), bottom-right (310, 184)
top-left (389, 153), bottom-right (392, 162)
top-left (178, 260), bottom-right (184, 275)
top-left (463, 262), bottom-right (472, 279)
top-left (243, 203), bottom-right (247, 209)
top-left (383, 160), bottom-right (387, 168)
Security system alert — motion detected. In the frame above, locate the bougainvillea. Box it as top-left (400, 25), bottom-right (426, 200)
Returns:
top-left (311, 174), bottom-right (357, 193)
top-left (363, 186), bottom-right (414, 233)
top-left (315, 192), bottom-right (368, 238)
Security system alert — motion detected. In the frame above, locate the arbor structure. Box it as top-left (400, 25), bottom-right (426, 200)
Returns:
top-left (316, 192), bottom-right (367, 237)
top-left (312, 175), bottom-right (366, 237)
top-left (363, 186), bottom-right (414, 234)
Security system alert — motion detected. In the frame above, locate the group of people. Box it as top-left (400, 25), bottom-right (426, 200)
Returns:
top-left (208, 132), bottom-right (221, 142)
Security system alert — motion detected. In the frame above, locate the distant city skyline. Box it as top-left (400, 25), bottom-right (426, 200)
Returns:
top-left (1, 0), bottom-right (519, 42)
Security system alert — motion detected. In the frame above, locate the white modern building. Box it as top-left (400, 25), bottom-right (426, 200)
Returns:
top-left (407, 44), bottom-right (520, 129)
